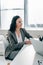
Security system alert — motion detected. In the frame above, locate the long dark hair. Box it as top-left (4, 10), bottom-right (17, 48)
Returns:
top-left (9, 15), bottom-right (20, 33)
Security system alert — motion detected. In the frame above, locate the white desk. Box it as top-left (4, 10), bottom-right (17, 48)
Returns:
top-left (10, 44), bottom-right (43, 65)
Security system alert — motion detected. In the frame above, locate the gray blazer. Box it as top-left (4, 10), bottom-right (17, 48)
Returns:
top-left (5, 28), bottom-right (32, 59)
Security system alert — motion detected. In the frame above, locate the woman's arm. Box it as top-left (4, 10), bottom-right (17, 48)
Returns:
top-left (22, 28), bottom-right (33, 39)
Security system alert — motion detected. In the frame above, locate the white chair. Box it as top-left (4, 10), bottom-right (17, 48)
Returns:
top-left (0, 35), bottom-right (11, 65)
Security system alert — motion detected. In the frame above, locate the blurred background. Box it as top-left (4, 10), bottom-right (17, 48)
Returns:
top-left (0, 0), bottom-right (43, 37)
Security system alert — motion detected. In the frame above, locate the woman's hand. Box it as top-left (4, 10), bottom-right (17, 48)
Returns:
top-left (24, 40), bottom-right (32, 44)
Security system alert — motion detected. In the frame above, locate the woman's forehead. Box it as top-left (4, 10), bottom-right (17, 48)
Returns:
top-left (16, 18), bottom-right (22, 21)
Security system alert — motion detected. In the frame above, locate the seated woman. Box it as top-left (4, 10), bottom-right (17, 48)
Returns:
top-left (5, 15), bottom-right (33, 60)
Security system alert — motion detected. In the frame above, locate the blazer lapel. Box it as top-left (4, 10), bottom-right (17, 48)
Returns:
top-left (20, 29), bottom-right (25, 41)
top-left (13, 33), bottom-right (18, 43)
top-left (9, 31), bottom-right (18, 43)
top-left (9, 29), bottom-right (25, 43)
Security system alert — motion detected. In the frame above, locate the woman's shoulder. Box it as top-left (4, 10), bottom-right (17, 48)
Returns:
top-left (20, 28), bottom-right (25, 31)
top-left (20, 28), bottom-right (26, 32)
top-left (7, 30), bottom-right (14, 37)
top-left (8, 31), bottom-right (12, 35)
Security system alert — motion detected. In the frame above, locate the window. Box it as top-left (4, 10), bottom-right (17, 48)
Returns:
top-left (1, 0), bottom-right (24, 9)
top-left (0, 0), bottom-right (1, 27)
top-left (1, 0), bottom-right (43, 30)
top-left (24, 0), bottom-right (43, 30)
top-left (1, 10), bottom-right (24, 29)
top-left (0, 0), bottom-right (24, 30)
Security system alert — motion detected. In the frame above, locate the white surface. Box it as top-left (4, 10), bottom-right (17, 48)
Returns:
top-left (10, 44), bottom-right (43, 65)
top-left (0, 35), bottom-right (9, 55)
top-left (30, 38), bottom-right (43, 56)
top-left (0, 35), bottom-right (5, 55)
top-left (0, 41), bottom-right (5, 55)
top-left (0, 56), bottom-right (11, 65)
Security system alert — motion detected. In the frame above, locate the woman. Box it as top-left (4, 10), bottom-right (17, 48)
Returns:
top-left (5, 15), bottom-right (32, 60)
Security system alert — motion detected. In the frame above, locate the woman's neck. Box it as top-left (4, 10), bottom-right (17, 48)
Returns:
top-left (16, 28), bottom-right (20, 32)
top-left (15, 28), bottom-right (21, 37)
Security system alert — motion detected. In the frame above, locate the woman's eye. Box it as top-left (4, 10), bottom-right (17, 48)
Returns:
top-left (19, 21), bottom-right (21, 23)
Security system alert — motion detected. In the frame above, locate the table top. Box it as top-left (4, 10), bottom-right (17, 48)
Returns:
top-left (10, 44), bottom-right (43, 65)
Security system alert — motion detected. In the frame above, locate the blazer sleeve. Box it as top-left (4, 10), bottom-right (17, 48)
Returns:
top-left (22, 28), bottom-right (33, 39)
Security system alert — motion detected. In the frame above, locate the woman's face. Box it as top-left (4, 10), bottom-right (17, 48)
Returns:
top-left (16, 18), bottom-right (22, 29)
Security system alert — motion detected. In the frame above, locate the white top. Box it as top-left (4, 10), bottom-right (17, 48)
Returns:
top-left (15, 32), bottom-right (23, 43)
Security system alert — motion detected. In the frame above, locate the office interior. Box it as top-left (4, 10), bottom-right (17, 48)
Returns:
top-left (0, 0), bottom-right (43, 65)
